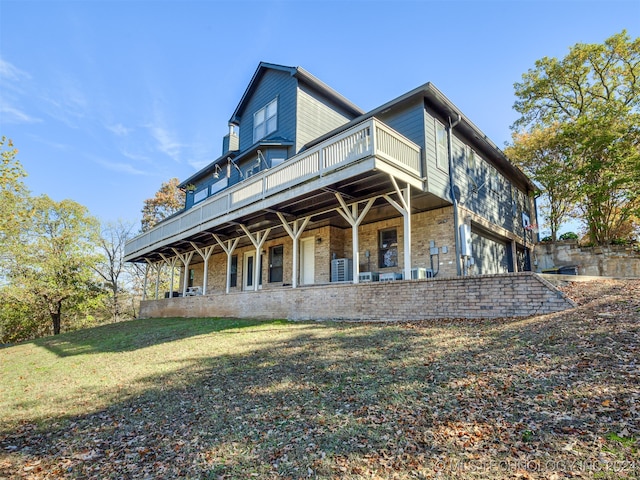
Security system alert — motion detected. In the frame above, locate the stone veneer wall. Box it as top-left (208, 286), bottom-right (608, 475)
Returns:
top-left (533, 241), bottom-right (640, 277)
top-left (140, 272), bottom-right (575, 321)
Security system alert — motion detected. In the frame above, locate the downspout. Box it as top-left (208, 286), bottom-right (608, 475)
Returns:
top-left (448, 114), bottom-right (462, 276)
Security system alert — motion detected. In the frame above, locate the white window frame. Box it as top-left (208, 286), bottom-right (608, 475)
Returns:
top-left (193, 187), bottom-right (208, 204)
top-left (253, 98), bottom-right (278, 143)
top-left (435, 121), bottom-right (448, 171)
top-left (210, 177), bottom-right (228, 196)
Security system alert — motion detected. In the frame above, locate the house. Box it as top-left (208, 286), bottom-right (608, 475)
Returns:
top-left (124, 62), bottom-right (544, 319)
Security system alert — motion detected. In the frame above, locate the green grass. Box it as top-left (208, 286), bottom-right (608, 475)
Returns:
top-left (1, 280), bottom-right (639, 479)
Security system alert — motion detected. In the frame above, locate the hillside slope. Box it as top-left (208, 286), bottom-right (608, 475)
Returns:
top-left (1, 279), bottom-right (638, 479)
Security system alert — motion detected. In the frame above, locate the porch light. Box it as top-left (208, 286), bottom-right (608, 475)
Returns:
top-left (213, 164), bottom-right (223, 179)
top-left (228, 157), bottom-right (243, 178)
top-left (256, 149), bottom-right (269, 169)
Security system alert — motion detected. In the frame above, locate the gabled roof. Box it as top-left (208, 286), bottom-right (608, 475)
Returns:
top-left (228, 62), bottom-right (364, 125)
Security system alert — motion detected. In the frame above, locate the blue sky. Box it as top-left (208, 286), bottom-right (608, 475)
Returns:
top-left (1, 0), bottom-right (638, 231)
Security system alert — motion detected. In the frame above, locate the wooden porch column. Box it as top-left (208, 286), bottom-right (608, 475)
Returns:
top-left (145, 259), bottom-right (163, 300)
top-left (190, 243), bottom-right (216, 295)
top-left (159, 253), bottom-right (178, 297)
top-left (384, 177), bottom-right (412, 279)
top-left (213, 234), bottom-right (240, 294)
top-left (172, 249), bottom-right (195, 297)
top-left (277, 213), bottom-right (311, 289)
top-left (240, 225), bottom-right (272, 291)
top-left (335, 194), bottom-right (375, 284)
top-left (142, 260), bottom-right (152, 301)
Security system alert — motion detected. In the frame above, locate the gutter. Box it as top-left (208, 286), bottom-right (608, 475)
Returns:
top-left (448, 114), bottom-right (462, 276)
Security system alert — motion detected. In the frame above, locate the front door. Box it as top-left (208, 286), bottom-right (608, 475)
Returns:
top-left (300, 237), bottom-right (315, 285)
top-left (243, 251), bottom-right (262, 290)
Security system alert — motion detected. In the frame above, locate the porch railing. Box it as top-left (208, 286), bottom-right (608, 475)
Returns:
top-left (125, 118), bottom-right (421, 258)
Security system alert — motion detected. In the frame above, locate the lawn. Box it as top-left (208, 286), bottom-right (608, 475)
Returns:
top-left (1, 279), bottom-right (638, 479)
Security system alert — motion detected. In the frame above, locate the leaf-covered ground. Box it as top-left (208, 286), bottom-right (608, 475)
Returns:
top-left (1, 278), bottom-right (638, 479)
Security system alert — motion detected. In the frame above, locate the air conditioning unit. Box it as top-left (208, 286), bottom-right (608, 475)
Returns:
top-left (359, 271), bottom-right (379, 282)
top-left (331, 258), bottom-right (353, 282)
top-left (409, 267), bottom-right (433, 279)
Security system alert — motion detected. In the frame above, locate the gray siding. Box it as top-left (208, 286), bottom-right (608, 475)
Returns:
top-left (471, 229), bottom-right (512, 275)
top-left (237, 69), bottom-right (298, 155)
top-left (423, 108), bottom-right (450, 200)
top-left (296, 84), bottom-right (355, 152)
top-left (452, 135), bottom-right (531, 235)
top-left (377, 98), bottom-right (425, 147)
top-left (376, 99), bottom-right (426, 178)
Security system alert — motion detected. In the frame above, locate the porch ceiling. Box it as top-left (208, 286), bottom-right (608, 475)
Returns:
top-left (130, 169), bottom-right (449, 263)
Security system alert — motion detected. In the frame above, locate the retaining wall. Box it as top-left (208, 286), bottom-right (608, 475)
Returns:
top-left (139, 272), bottom-right (575, 321)
top-left (533, 242), bottom-right (640, 277)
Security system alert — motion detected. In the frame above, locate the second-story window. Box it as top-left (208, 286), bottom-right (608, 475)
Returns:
top-left (193, 187), bottom-right (208, 204)
top-left (253, 98), bottom-right (278, 143)
top-left (436, 121), bottom-right (448, 171)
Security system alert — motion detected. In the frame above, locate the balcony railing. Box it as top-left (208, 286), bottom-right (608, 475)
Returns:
top-left (125, 118), bottom-right (421, 259)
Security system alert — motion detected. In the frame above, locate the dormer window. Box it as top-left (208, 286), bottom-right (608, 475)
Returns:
top-left (253, 98), bottom-right (278, 143)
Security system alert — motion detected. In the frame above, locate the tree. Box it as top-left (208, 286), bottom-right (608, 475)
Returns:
top-left (0, 137), bottom-right (28, 256)
top-left (94, 219), bottom-right (136, 322)
top-left (140, 178), bottom-right (185, 231)
top-left (7, 196), bottom-right (102, 335)
top-left (511, 30), bottom-right (640, 245)
top-left (505, 124), bottom-right (578, 242)
top-left (565, 107), bottom-right (640, 244)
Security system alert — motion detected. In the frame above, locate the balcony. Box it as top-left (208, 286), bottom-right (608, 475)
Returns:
top-left (125, 118), bottom-right (422, 261)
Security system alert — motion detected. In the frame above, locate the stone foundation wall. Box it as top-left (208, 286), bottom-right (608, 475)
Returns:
top-left (533, 242), bottom-right (640, 277)
top-left (140, 272), bottom-right (574, 322)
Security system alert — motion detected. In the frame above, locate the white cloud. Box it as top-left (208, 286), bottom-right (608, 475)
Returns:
top-left (0, 58), bottom-right (30, 81)
top-left (120, 149), bottom-right (151, 163)
top-left (107, 123), bottom-right (131, 136)
top-left (95, 158), bottom-right (150, 176)
top-left (148, 124), bottom-right (184, 162)
top-left (0, 103), bottom-right (41, 124)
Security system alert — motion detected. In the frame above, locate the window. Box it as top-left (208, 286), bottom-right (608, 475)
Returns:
top-left (269, 245), bottom-right (284, 283)
top-left (193, 187), bottom-right (208, 204)
top-left (210, 177), bottom-right (228, 196)
top-left (467, 147), bottom-right (476, 171)
top-left (230, 255), bottom-right (237, 287)
top-left (379, 229), bottom-right (398, 268)
top-left (253, 98), bottom-right (278, 143)
top-left (436, 121), bottom-right (448, 171)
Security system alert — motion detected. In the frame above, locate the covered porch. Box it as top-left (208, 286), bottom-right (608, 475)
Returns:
top-left (125, 118), bottom-right (454, 299)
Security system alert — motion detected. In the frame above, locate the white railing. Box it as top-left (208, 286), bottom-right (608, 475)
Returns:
top-left (125, 118), bottom-right (421, 258)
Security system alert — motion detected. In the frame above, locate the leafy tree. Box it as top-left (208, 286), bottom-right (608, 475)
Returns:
top-left (0, 137), bottom-right (28, 256)
top-left (511, 30), bottom-right (640, 245)
top-left (6, 196), bottom-right (102, 335)
top-left (140, 178), bottom-right (185, 231)
top-left (505, 124), bottom-right (578, 242)
top-left (564, 107), bottom-right (640, 244)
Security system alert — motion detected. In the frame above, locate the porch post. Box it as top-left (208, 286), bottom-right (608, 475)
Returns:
top-left (142, 260), bottom-right (152, 301)
top-left (159, 253), bottom-right (178, 297)
top-left (172, 249), bottom-right (195, 297)
top-left (154, 261), bottom-right (162, 300)
top-left (277, 213), bottom-right (311, 288)
top-left (384, 177), bottom-right (412, 279)
top-left (240, 225), bottom-right (272, 291)
top-left (335, 194), bottom-right (375, 284)
top-left (190, 243), bottom-right (216, 295)
top-left (213, 234), bottom-right (240, 294)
